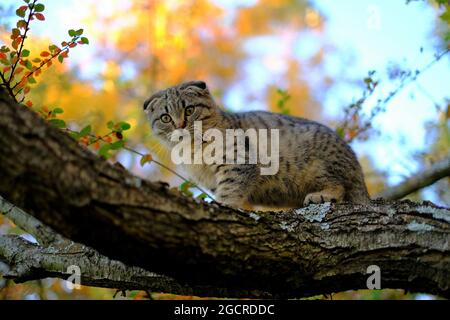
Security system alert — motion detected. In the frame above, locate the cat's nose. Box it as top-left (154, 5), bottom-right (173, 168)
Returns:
top-left (176, 120), bottom-right (186, 129)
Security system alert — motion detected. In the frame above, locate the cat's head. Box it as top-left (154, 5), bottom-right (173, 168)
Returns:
top-left (144, 81), bottom-right (220, 145)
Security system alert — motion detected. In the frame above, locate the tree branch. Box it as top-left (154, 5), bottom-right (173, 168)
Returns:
top-left (0, 234), bottom-right (197, 294)
top-left (0, 92), bottom-right (449, 298)
top-left (376, 157), bottom-right (450, 200)
top-left (0, 198), bottom-right (271, 298)
top-left (0, 195), bottom-right (67, 247)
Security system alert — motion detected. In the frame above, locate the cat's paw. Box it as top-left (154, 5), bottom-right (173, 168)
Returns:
top-left (303, 192), bottom-right (337, 206)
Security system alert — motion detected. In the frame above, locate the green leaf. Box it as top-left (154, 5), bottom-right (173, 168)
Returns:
top-left (180, 181), bottom-right (194, 197)
top-left (68, 29), bottom-right (76, 37)
top-left (69, 132), bottom-right (80, 141)
top-left (16, 8), bottom-right (26, 18)
top-left (21, 49), bottom-right (30, 57)
top-left (49, 44), bottom-right (58, 52)
top-left (110, 140), bottom-right (124, 150)
top-left (34, 3), bottom-right (45, 12)
top-left (53, 107), bottom-right (64, 114)
top-left (79, 125), bottom-right (92, 138)
top-left (58, 54), bottom-right (64, 64)
top-left (49, 119), bottom-right (66, 129)
top-left (76, 29), bottom-right (84, 36)
top-left (107, 121), bottom-right (114, 129)
top-left (80, 37), bottom-right (89, 45)
top-left (99, 144), bottom-right (111, 159)
top-left (336, 127), bottom-right (345, 139)
top-left (197, 193), bottom-right (208, 201)
top-left (27, 76), bottom-right (36, 84)
top-left (119, 122), bottom-right (131, 131)
top-left (24, 60), bottom-right (33, 70)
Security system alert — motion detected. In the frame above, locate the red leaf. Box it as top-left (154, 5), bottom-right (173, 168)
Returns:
top-left (34, 13), bottom-right (45, 21)
top-left (25, 100), bottom-right (33, 108)
top-left (40, 51), bottom-right (50, 57)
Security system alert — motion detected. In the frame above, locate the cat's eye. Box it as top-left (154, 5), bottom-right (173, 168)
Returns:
top-left (185, 106), bottom-right (195, 116)
top-left (160, 114), bottom-right (172, 123)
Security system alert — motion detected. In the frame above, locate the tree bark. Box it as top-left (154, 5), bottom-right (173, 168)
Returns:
top-left (0, 92), bottom-right (449, 298)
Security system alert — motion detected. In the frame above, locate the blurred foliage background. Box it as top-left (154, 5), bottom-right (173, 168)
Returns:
top-left (0, 0), bottom-right (449, 300)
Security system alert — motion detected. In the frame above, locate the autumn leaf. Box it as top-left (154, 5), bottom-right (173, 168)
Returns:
top-left (34, 13), bottom-right (45, 21)
top-left (140, 154), bottom-right (153, 167)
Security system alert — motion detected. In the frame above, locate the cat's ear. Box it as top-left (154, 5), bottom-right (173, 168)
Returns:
top-left (188, 80), bottom-right (207, 90)
top-left (181, 81), bottom-right (209, 93)
top-left (143, 92), bottom-right (164, 112)
top-left (143, 98), bottom-right (152, 111)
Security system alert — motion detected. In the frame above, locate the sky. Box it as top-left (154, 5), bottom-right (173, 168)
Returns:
top-left (1, 0), bottom-right (449, 202)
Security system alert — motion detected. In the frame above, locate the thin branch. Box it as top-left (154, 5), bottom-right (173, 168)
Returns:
top-left (376, 156), bottom-right (450, 200)
top-left (64, 127), bottom-right (214, 200)
top-left (0, 72), bottom-right (17, 103)
top-left (7, 0), bottom-right (38, 85)
top-left (342, 48), bottom-right (450, 142)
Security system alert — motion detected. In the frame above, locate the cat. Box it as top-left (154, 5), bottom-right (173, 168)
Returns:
top-left (144, 80), bottom-right (370, 209)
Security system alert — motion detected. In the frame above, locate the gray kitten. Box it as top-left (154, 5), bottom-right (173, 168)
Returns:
top-left (144, 81), bottom-right (370, 209)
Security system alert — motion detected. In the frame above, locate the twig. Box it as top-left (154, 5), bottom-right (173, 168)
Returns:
top-left (0, 72), bottom-right (17, 103)
top-left (64, 127), bottom-right (214, 200)
top-left (7, 0), bottom-right (38, 85)
top-left (342, 48), bottom-right (450, 142)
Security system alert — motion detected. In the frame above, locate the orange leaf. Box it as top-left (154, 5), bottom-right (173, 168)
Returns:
top-left (24, 86), bottom-right (31, 94)
top-left (12, 39), bottom-right (20, 50)
top-left (140, 154), bottom-right (153, 167)
top-left (25, 100), bottom-right (33, 108)
top-left (40, 51), bottom-right (50, 57)
top-left (0, 52), bottom-right (6, 60)
top-left (69, 43), bottom-right (77, 48)
top-left (93, 141), bottom-right (101, 150)
top-left (17, 20), bottom-right (27, 29)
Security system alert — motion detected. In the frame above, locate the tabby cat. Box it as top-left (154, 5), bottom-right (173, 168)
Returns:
top-left (144, 81), bottom-right (370, 209)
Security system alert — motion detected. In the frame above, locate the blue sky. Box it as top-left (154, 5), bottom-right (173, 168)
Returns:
top-left (311, 0), bottom-right (449, 187)
top-left (1, 0), bottom-right (449, 201)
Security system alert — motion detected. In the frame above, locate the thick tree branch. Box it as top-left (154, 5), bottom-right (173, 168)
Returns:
top-left (0, 92), bottom-right (449, 298)
top-left (0, 200), bottom-right (270, 298)
top-left (376, 157), bottom-right (450, 200)
top-left (0, 234), bottom-right (201, 296)
top-left (0, 195), bottom-right (67, 247)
